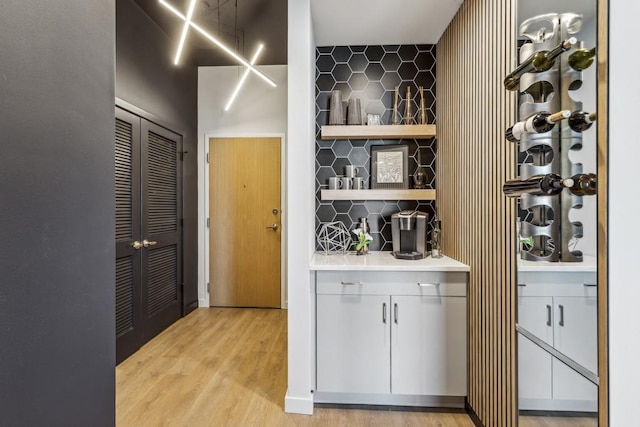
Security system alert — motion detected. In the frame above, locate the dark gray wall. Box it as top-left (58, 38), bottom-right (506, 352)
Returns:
top-left (116, 0), bottom-right (199, 312)
top-left (0, 1), bottom-right (115, 425)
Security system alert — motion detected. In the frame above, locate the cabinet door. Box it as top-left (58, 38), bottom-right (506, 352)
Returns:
top-left (317, 294), bottom-right (390, 394)
top-left (552, 296), bottom-right (598, 403)
top-left (518, 296), bottom-right (553, 401)
top-left (391, 295), bottom-right (466, 396)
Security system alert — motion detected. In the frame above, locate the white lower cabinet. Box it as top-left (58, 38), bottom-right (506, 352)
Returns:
top-left (517, 271), bottom-right (597, 412)
top-left (315, 270), bottom-right (467, 406)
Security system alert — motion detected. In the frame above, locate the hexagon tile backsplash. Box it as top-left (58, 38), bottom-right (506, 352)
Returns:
top-left (315, 44), bottom-right (437, 251)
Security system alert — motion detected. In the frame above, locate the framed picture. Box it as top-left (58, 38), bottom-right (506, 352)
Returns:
top-left (370, 144), bottom-right (409, 189)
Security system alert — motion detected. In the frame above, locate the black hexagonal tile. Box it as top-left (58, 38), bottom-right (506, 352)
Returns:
top-left (416, 44), bottom-right (433, 53)
top-left (335, 213), bottom-right (352, 228)
top-left (398, 62), bottom-right (418, 81)
top-left (316, 110), bottom-right (328, 126)
top-left (316, 167), bottom-right (334, 189)
top-left (316, 74), bottom-right (336, 92)
top-left (364, 82), bottom-right (384, 102)
top-left (317, 54), bottom-right (336, 73)
top-left (364, 201), bottom-right (385, 215)
top-left (348, 73), bottom-right (368, 91)
top-left (414, 51), bottom-right (436, 72)
top-left (332, 46), bottom-right (351, 63)
top-left (381, 71), bottom-right (402, 91)
top-left (398, 45), bottom-right (418, 61)
top-left (380, 222), bottom-right (393, 243)
top-left (317, 148), bottom-right (335, 167)
top-left (414, 71), bottom-right (434, 91)
top-left (381, 202), bottom-right (400, 218)
top-left (348, 204), bottom-right (369, 221)
top-left (333, 63), bottom-right (352, 82)
top-left (348, 147), bottom-right (368, 167)
top-left (383, 45), bottom-right (400, 53)
top-left (365, 99), bottom-right (385, 115)
top-left (333, 200), bottom-right (352, 213)
top-left (381, 53), bottom-right (401, 72)
top-left (333, 82), bottom-right (351, 100)
top-left (332, 158), bottom-right (352, 176)
top-left (317, 46), bottom-right (332, 54)
top-left (364, 63), bottom-right (384, 81)
top-left (316, 204), bottom-right (337, 223)
top-left (350, 45), bottom-right (366, 53)
top-left (316, 91), bottom-right (331, 111)
top-left (398, 200), bottom-right (419, 211)
top-left (332, 141), bottom-right (351, 157)
top-left (348, 53), bottom-right (368, 72)
top-left (364, 46), bottom-right (384, 62)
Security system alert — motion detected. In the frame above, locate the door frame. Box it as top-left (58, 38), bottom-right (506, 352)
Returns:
top-left (201, 133), bottom-right (287, 309)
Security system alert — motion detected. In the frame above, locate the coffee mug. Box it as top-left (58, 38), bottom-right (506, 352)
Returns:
top-left (353, 177), bottom-right (366, 190)
top-left (345, 165), bottom-right (359, 178)
top-left (340, 177), bottom-right (353, 190)
top-left (328, 176), bottom-right (343, 190)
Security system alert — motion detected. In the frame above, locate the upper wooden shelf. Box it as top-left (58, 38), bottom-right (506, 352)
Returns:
top-left (321, 124), bottom-right (437, 140)
top-left (321, 189), bottom-right (436, 201)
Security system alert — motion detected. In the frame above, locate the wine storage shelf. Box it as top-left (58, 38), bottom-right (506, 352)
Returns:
top-left (321, 124), bottom-right (437, 140)
top-left (321, 189), bottom-right (436, 201)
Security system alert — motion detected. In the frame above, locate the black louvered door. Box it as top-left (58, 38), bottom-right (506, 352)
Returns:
top-left (115, 107), bottom-right (182, 364)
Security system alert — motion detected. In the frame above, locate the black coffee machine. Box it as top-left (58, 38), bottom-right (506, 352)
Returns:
top-left (391, 210), bottom-right (428, 260)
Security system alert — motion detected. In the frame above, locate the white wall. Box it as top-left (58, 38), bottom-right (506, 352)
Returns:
top-left (285, 0), bottom-right (316, 415)
top-left (609, 0), bottom-right (640, 424)
top-left (197, 65), bottom-right (288, 308)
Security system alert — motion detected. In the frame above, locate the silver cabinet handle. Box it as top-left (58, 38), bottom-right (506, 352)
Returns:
top-left (559, 304), bottom-right (565, 327)
top-left (394, 303), bottom-right (398, 324)
top-left (583, 283), bottom-right (597, 287)
top-left (341, 281), bottom-right (363, 286)
top-left (266, 224), bottom-right (278, 231)
top-left (517, 283), bottom-right (527, 287)
top-left (417, 282), bottom-right (440, 287)
top-left (132, 241), bottom-right (144, 250)
top-left (143, 239), bottom-right (157, 247)
top-left (383, 303), bottom-right (387, 324)
top-left (546, 305), bottom-right (552, 326)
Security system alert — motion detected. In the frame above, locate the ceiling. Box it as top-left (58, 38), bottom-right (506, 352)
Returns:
top-left (311, 0), bottom-right (464, 46)
top-left (132, 0), bottom-right (287, 66)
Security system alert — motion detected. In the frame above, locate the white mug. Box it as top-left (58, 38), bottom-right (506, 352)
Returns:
top-left (328, 176), bottom-right (343, 190)
top-left (340, 177), bottom-right (353, 190)
top-left (353, 177), bottom-right (366, 190)
top-left (345, 165), bottom-right (359, 178)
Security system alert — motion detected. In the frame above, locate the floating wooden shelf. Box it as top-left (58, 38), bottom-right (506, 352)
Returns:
top-left (321, 124), bottom-right (437, 140)
top-left (321, 189), bottom-right (437, 201)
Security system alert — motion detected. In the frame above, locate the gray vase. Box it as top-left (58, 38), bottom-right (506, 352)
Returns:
top-left (328, 90), bottom-right (344, 125)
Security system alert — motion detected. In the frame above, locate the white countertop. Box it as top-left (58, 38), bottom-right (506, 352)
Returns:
top-left (310, 251), bottom-right (470, 272)
top-left (518, 254), bottom-right (597, 273)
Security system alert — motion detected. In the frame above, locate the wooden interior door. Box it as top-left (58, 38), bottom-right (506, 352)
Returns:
top-left (209, 137), bottom-right (281, 308)
top-left (115, 107), bottom-right (183, 364)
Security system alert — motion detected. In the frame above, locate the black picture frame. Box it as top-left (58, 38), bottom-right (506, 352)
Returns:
top-left (370, 144), bottom-right (409, 189)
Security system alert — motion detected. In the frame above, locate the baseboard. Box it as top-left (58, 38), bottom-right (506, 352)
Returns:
top-left (314, 392), bottom-right (464, 408)
top-left (465, 399), bottom-right (484, 427)
top-left (284, 390), bottom-right (314, 415)
top-left (198, 298), bottom-right (209, 308)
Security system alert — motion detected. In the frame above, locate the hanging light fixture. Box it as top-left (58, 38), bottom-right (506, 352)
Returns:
top-left (159, 0), bottom-right (276, 88)
top-left (224, 44), bottom-right (263, 111)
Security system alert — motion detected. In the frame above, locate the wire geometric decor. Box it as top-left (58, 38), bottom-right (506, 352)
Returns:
top-left (317, 221), bottom-right (352, 254)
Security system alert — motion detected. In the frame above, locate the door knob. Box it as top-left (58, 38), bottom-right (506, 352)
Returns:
top-left (132, 241), bottom-right (144, 250)
top-left (143, 239), bottom-right (158, 247)
top-left (265, 224), bottom-right (278, 231)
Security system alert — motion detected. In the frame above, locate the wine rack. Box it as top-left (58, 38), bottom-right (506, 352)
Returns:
top-left (511, 13), bottom-right (593, 262)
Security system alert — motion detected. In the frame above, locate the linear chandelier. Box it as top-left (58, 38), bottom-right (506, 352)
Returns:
top-left (225, 44), bottom-right (263, 111)
top-left (159, 0), bottom-right (276, 88)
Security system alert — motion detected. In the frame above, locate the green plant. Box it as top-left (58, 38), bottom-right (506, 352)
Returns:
top-left (352, 228), bottom-right (373, 251)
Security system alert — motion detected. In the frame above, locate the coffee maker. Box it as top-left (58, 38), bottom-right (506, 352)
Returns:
top-left (391, 210), bottom-right (428, 260)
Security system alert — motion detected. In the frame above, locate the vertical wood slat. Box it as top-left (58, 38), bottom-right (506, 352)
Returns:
top-left (436, 0), bottom-right (517, 425)
top-left (597, 0), bottom-right (609, 425)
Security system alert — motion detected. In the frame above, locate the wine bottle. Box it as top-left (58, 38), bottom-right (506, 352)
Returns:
top-left (568, 111), bottom-right (597, 132)
top-left (505, 110), bottom-right (571, 142)
top-left (503, 174), bottom-right (574, 198)
top-left (504, 37), bottom-right (577, 91)
top-left (566, 173), bottom-right (597, 196)
top-left (568, 47), bottom-right (596, 71)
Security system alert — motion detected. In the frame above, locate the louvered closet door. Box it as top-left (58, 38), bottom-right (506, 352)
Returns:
top-left (140, 120), bottom-right (182, 342)
top-left (115, 108), bottom-right (142, 364)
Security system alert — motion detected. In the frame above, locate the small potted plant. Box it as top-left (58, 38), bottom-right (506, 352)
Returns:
top-left (352, 227), bottom-right (373, 255)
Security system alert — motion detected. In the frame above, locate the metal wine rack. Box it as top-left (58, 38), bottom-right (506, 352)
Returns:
top-left (517, 13), bottom-right (587, 262)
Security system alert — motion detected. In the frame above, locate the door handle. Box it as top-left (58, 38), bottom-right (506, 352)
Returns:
top-left (266, 224), bottom-right (279, 231)
top-left (394, 303), bottom-right (398, 324)
top-left (546, 304), bottom-right (552, 326)
top-left (383, 303), bottom-right (387, 324)
top-left (132, 241), bottom-right (144, 250)
top-left (559, 304), bottom-right (565, 327)
top-left (143, 239), bottom-right (157, 248)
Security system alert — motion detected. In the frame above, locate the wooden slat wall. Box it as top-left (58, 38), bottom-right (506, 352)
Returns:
top-left (436, 1), bottom-right (517, 426)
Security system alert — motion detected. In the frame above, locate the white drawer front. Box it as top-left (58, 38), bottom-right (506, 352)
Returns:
top-left (316, 271), bottom-right (467, 297)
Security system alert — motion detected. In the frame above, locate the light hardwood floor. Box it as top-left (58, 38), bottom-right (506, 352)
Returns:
top-left (116, 308), bottom-right (474, 426)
